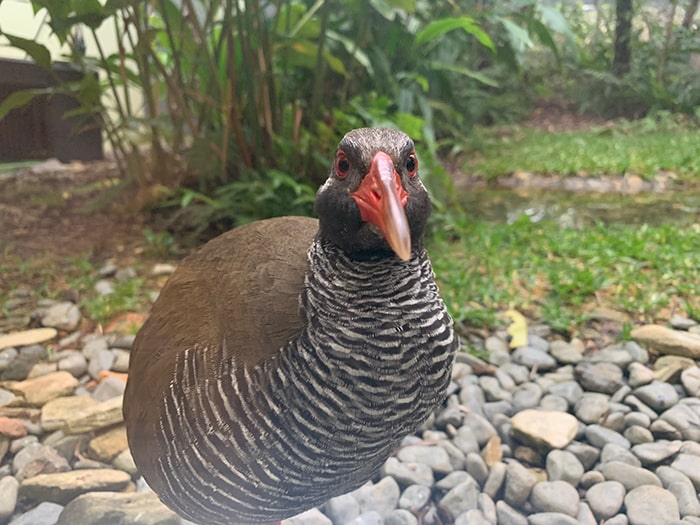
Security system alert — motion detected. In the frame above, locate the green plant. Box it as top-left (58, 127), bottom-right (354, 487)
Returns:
top-left (549, 1), bottom-right (700, 117)
top-left (142, 228), bottom-right (180, 258)
top-left (81, 277), bottom-right (147, 324)
top-left (0, 0), bottom-right (573, 235)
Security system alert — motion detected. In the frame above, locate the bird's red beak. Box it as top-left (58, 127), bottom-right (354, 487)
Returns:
top-left (351, 151), bottom-right (411, 261)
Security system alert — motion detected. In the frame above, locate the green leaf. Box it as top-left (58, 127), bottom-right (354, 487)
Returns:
top-left (430, 62), bottom-right (499, 87)
top-left (0, 88), bottom-right (51, 121)
top-left (496, 17), bottom-right (533, 57)
top-left (0, 33), bottom-right (51, 68)
top-left (415, 17), bottom-right (494, 52)
top-left (327, 30), bottom-right (373, 75)
top-left (385, 0), bottom-right (415, 11)
top-left (323, 50), bottom-right (348, 77)
top-left (538, 4), bottom-right (571, 36)
top-left (529, 19), bottom-right (559, 61)
top-left (369, 0), bottom-right (399, 20)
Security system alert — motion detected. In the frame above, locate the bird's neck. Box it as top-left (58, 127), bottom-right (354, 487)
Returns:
top-left (292, 237), bottom-right (442, 372)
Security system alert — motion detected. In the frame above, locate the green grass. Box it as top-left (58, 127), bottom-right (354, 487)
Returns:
top-left (461, 116), bottom-right (700, 182)
top-left (428, 216), bottom-right (700, 334)
top-left (81, 277), bottom-right (148, 324)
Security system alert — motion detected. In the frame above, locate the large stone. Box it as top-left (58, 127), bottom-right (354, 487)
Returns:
top-left (574, 361), bottom-right (624, 394)
top-left (653, 355), bottom-right (696, 382)
top-left (510, 409), bottom-right (578, 450)
top-left (41, 396), bottom-right (98, 432)
top-left (599, 460), bottom-right (662, 490)
top-left (40, 302), bottom-right (81, 331)
top-left (325, 493), bottom-right (360, 524)
top-left (681, 366), bottom-right (700, 396)
top-left (282, 508), bottom-right (333, 525)
top-left (7, 501), bottom-right (64, 525)
top-left (504, 461), bottom-right (537, 508)
top-left (0, 416), bottom-right (26, 438)
top-left (381, 457), bottom-right (434, 487)
top-left (56, 491), bottom-right (181, 525)
top-left (0, 475), bottom-right (19, 520)
top-left (352, 477), bottom-right (401, 517)
top-left (57, 352), bottom-right (88, 378)
top-left (62, 395), bottom-right (123, 434)
top-left (633, 381), bottom-right (680, 412)
top-left (0, 328), bottom-right (57, 351)
top-left (9, 371), bottom-right (78, 407)
top-left (12, 442), bottom-right (70, 482)
top-left (439, 478), bottom-right (479, 516)
top-left (396, 445), bottom-right (453, 474)
top-left (586, 481), bottom-right (625, 521)
top-left (19, 469), bottom-right (132, 505)
top-left (545, 449), bottom-right (584, 486)
top-left (671, 453), bottom-right (700, 491)
top-left (624, 485), bottom-right (680, 525)
top-left (399, 484), bottom-right (430, 513)
top-left (511, 346), bottom-right (557, 371)
top-left (529, 480), bottom-right (580, 516)
top-left (112, 448), bottom-right (137, 475)
top-left (88, 425), bottom-right (128, 463)
top-left (631, 440), bottom-right (682, 466)
top-left (632, 324), bottom-right (700, 359)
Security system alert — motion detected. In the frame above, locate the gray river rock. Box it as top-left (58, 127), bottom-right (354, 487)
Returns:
top-left (5, 277), bottom-right (700, 524)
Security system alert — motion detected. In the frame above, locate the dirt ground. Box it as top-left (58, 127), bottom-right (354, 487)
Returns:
top-left (0, 161), bottom-right (150, 262)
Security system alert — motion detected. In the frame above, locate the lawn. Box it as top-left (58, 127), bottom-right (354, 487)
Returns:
top-left (429, 114), bottom-right (700, 335)
top-left (460, 115), bottom-right (700, 183)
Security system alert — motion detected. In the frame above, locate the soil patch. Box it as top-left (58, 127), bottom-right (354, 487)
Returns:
top-left (0, 160), bottom-right (150, 262)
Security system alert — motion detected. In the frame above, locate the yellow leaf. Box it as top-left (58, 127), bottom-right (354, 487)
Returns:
top-left (505, 309), bottom-right (528, 349)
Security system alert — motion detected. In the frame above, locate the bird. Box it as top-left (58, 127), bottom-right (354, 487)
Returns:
top-left (123, 127), bottom-right (458, 525)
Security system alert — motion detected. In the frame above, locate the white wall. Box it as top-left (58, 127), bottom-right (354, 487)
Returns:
top-left (0, 0), bottom-right (125, 62)
top-left (0, 0), bottom-right (143, 154)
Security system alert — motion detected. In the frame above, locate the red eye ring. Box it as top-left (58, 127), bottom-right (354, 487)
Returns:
top-left (406, 151), bottom-right (418, 177)
top-left (335, 152), bottom-right (350, 178)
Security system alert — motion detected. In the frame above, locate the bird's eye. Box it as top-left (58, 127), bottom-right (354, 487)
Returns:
top-left (335, 152), bottom-right (350, 178)
top-left (406, 152), bottom-right (418, 177)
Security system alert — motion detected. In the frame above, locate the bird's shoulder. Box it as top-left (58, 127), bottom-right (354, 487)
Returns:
top-left (130, 216), bottom-right (318, 384)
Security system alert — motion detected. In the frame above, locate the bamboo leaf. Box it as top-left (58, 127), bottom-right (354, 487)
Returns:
top-left (0, 89), bottom-right (51, 121)
top-left (415, 17), bottom-right (494, 52)
top-left (327, 30), bottom-right (373, 75)
top-left (323, 50), bottom-right (347, 77)
top-left (430, 62), bottom-right (499, 87)
top-left (496, 17), bottom-right (533, 57)
top-left (0, 33), bottom-right (51, 68)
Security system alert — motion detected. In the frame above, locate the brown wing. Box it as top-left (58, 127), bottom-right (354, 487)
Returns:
top-left (123, 216), bottom-right (318, 490)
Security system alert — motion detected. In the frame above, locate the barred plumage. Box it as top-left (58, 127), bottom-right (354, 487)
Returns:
top-left (124, 128), bottom-right (458, 525)
top-left (152, 240), bottom-right (455, 524)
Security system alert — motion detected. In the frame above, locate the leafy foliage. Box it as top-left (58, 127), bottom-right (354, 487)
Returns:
top-left (0, 0), bottom-right (573, 234)
top-left (550, 1), bottom-right (700, 118)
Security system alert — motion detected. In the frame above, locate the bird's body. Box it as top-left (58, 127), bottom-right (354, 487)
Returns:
top-left (124, 128), bottom-right (458, 525)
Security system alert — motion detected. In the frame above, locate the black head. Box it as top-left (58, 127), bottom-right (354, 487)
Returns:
top-left (315, 128), bottom-right (432, 260)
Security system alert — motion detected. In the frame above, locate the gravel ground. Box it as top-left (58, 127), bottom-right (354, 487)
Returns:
top-left (3, 263), bottom-right (700, 525)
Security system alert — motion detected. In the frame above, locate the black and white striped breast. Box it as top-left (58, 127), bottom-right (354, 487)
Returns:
top-left (152, 239), bottom-right (458, 525)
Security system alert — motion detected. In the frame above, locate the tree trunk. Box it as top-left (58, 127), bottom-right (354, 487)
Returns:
top-left (613, 0), bottom-right (633, 76)
top-left (683, 0), bottom-right (700, 28)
